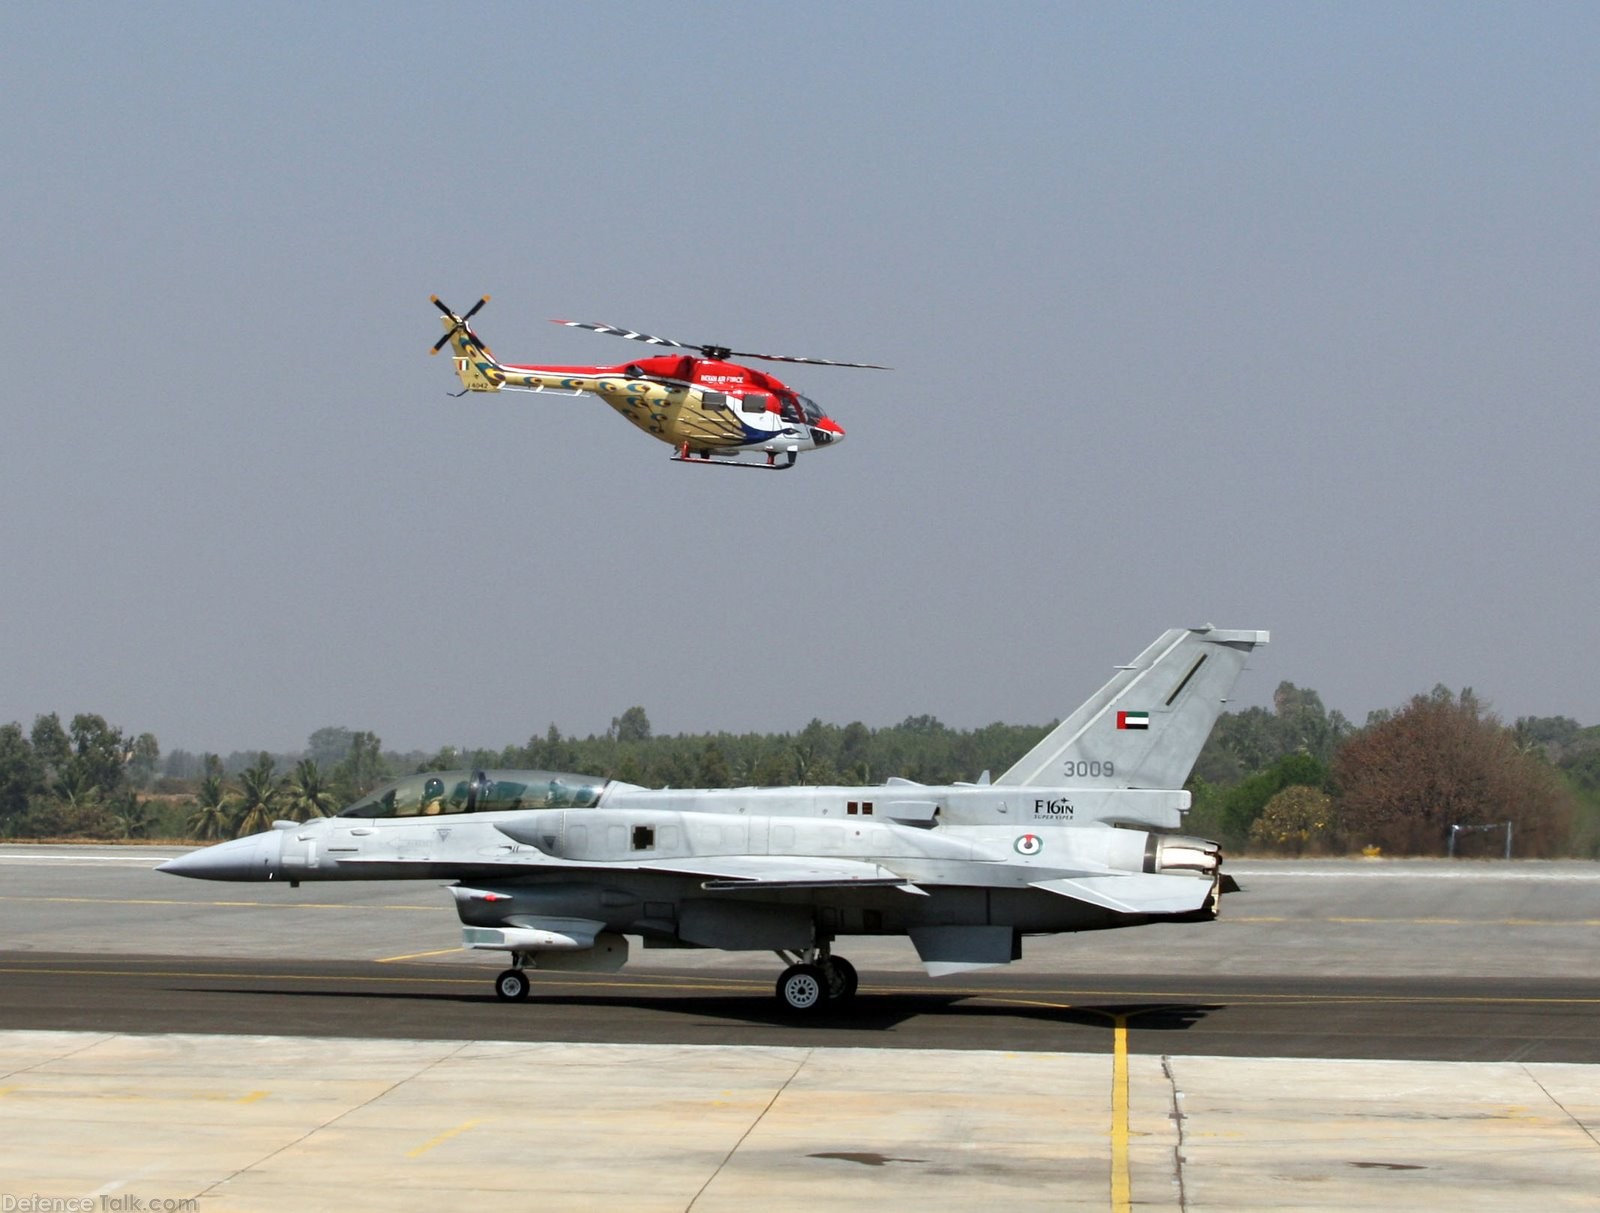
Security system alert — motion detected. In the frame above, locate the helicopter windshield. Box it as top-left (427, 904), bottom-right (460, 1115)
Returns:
top-left (777, 394), bottom-right (827, 424)
top-left (337, 769), bottom-right (608, 818)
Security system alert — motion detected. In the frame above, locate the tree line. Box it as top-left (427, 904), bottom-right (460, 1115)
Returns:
top-left (2, 687), bottom-right (1597, 856)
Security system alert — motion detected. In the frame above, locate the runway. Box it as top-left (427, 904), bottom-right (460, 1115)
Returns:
top-left (2, 954), bottom-right (1598, 1062)
top-left (2, 846), bottom-right (1598, 1210)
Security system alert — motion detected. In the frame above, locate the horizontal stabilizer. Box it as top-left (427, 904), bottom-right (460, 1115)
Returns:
top-left (1032, 873), bottom-right (1217, 915)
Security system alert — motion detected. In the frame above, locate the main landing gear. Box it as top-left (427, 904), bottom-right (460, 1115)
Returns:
top-left (491, 947), bottom-right (861, 1012)
top-left (774, 948), bottom-right (859, 1015)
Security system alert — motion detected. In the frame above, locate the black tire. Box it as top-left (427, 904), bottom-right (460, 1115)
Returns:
top-left (775, 963), bottom-right (829, 1014)
top-left (822, 956), bottom-right (859, 1002)
top-left (495, 968), bottom-right (530, 1002)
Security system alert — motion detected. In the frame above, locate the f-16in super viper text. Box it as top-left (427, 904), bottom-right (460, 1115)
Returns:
top-left (430, 295), bottom-right (886, 469)
top-left (161, 626), bottom-right (1267, 1013)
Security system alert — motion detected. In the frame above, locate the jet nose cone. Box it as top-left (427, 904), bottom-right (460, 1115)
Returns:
top-left (157, 831), bottom-right (282, 881)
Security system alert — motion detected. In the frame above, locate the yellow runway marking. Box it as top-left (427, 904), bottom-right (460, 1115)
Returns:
top-left (1110, 1014), bottom-right (1131, 1213)
top-left (0, 963), bottom-right (778, 999)
top-left (0, 895), bottom-right (436, 911)
top-left (978, 993), bottom-right (1133, 1211)
top-left (0, 963), bottom-right (484, 987)
top-left (376, 948), bottom-right (462, 963)
top-left (407, 1118), bottom-right (483, 1158)
top-left (1230, 914), bottom-right (1600, 926)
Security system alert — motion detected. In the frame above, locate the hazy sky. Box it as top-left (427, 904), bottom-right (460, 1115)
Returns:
top-left (4, 3), bottom-right (1597, 757)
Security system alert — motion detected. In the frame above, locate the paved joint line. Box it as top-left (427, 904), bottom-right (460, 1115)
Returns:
top-left (1522, 1065), bottom-right (1600, 1152)
top-left (1, 1032), bottom-right (117, 1083)
top-left (194, 1038), bottom-right (477, 1200)
top-left (685, 1049), bottom-right (812, 1212)
top-left (1161, 1056), bottom-right (1190, 1212)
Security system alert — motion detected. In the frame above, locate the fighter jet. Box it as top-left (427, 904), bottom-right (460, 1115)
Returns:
top-left (160, 626), bottom-right (1267, 1013)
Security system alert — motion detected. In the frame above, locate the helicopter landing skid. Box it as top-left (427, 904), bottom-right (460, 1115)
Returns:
top-left (671, 451), bottom-right (797, 470)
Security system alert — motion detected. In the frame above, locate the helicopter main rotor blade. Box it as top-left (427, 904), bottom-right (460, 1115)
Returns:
top-left (719, 350), bottom-right (891, 370)
top-left (552, 320), bottom-right (695, 351)
top-left (553, 319), bottom-right (889, 370)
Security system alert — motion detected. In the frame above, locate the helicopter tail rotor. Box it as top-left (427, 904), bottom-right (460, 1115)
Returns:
top-left (431, 294), bottom-right (491, 355)
top-left (430, 295), bottom-right (506, 394)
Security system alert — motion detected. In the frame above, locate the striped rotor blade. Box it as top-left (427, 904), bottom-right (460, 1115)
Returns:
top-left (725, 350), bottom-right (892, 370)
top-left (552, 320), bottom-right (693, 350)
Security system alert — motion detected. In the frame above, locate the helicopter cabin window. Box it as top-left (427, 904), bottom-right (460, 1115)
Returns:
top-left (699, 392), bottom-right (728, 411)
top-left (631, 825), bottom-right (655, 851)
top-left (740, 393), bottom-right (771, 414)
top-left (778, 397), bottom-right (803, 422)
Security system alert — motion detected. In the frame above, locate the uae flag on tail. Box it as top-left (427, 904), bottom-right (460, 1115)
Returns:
top-left (1116, 711), bottom-right (1150, 730)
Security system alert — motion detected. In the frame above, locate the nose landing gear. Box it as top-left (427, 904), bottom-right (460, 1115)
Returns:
top-left (495, 967), bottom-right (531, 1001)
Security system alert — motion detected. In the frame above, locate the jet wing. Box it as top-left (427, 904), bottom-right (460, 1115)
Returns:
top-left (644, 854), bottom-right (925, 893)
top-left (487, 819), bottom-right (926, 890)
top-left (332, 838), bottom-right (924, 891)
top-left (1031, 873), bottom-right (1216, 915)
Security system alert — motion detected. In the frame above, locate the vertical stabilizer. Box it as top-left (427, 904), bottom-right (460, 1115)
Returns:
top-left (994, 626), bottom-right (1268, 790)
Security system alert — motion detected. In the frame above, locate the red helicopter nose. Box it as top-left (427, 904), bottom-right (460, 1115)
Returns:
top-left (815, 416), bottom-right (845, 442)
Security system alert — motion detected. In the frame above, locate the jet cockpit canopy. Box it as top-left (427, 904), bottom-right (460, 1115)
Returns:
top-left (338, 769), bottom-right (608, 818)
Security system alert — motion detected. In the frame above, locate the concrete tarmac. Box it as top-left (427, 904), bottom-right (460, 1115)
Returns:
top-left (3, 1031), bottom-right (1598, 1212)
top-left (1, 845), bottom-right (1598, 1210)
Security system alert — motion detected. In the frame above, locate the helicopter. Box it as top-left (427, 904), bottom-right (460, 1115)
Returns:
top-left (431, 296), bottom-right (888, 469)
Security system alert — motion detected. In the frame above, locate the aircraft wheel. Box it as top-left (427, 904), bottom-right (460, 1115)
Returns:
top-left (775, 963), bottom-right (829, 1014)
top-left (495, 968), bottom-right (531, 1002)
top-left (822, 956), bottom-right (859, 1002)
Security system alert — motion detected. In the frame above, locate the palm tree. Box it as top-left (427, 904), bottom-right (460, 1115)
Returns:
top-left (232, 753), bottom-right (280, 837)
top-left (52, 766), bottom-right (102, 811)
top-left (115, 797), bottom-right (153, 839)
top-left (790, 743), bottom-right (816, 785)
top-left (282, 758), bottom-right (338, 821)
top-left (186, 769), bottom-right (231, 841)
